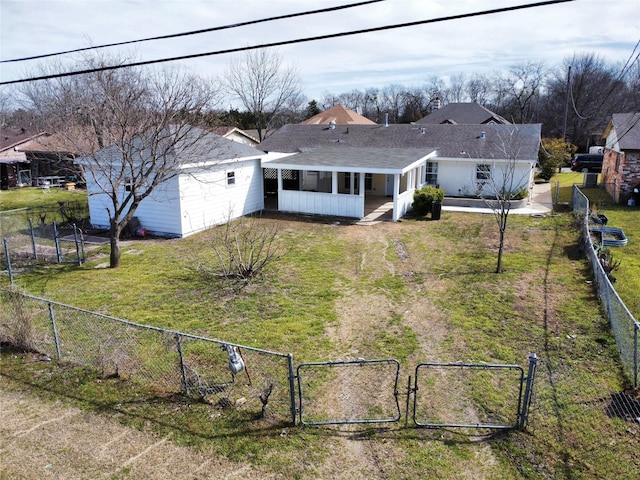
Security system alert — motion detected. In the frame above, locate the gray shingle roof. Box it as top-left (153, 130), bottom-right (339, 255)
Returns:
top-left (263, 147), bottom-right (434, 173)
top-left (612, 113), bottom-right (640, 150)
top-left (258, 123), bottom-right (541, 160)
top-left (416, 102), bottom-right (510, 125)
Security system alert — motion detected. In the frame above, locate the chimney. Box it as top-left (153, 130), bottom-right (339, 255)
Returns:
top-left (384, 113), bottom-right (389, 127)
top-left (433, 97), bottom-right (441, 110)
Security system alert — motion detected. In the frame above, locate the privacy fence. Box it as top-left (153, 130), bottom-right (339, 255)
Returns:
top-left (573, 185), bottom-right (640, 387)
top-left (1, 288), bottom-right (539, 430)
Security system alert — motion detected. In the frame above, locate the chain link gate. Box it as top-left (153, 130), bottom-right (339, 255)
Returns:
top-left (295, 354), bottom-right (538, 429)
top-left (296, 359), bottom-right (401, 425)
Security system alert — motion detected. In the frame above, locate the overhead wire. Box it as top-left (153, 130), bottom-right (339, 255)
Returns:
top-left (567, 37), bottom-right (640, 121)
top-left (0, 0), bottom-right (386, 64)
top-left (0, 0), bottom-right (576, 86)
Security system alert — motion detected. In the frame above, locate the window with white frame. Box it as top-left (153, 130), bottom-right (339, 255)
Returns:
top-left (226, 171), bottom-right (236, 186)
top-left (425, 161), bottom-right (438, 185)
top-left (476, 164), bottom-right (491, 181)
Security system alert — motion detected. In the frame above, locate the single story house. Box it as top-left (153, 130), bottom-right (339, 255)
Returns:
top-left (0, 129), bottom-right (79, 189)
top-left (84, 129), bottom-right (268, 238)
top-left (258, 123), bottom-right (541, 221)
top-left (601, 113), bottom-right (640, 203)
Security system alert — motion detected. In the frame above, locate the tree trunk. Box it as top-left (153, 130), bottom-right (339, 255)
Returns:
top-left (496, 231), bottom-right (504, 273)
top-left (109, 223), bottom-right (122, 268)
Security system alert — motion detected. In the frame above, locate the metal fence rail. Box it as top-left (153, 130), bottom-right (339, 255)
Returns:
top-left (573, 185), bottom-right (640, 387)
top-left (0, 288), bottom-right (297, 424)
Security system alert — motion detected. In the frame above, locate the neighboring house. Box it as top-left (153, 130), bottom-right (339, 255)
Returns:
top-left (601, 112), bottom-right (640, 203)
top-left (0, 128), bottom-right (80, 189)
top-left (84, 129), bottom-right (268, 238)
top-left (210, 126), bottom-right (260, 147)
top-left (258, 123), bottom-right (540, 221)
top-left (416, 102), bottom-right (510, 125)
top-left (301, 104), bottom-right (377, 125)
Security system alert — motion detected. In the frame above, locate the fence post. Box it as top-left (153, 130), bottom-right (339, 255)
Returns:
top-left (29, 218), bottom-right (37, 259)
top-left (3, 238), bottom-right (14, 285)
top-left (287, 353), bottom-right (297, 426)
top-left (175, 334), bottom-right (189, 394)
top-left (48, 302), bottom-right (61, 360)
top-left (405, 375), bottom-right (412, 428)
top-left (73, 224), bottom-right (82, 266)
top-left (635, 324), bottom-right (639, 389)
top-left (53, 221), bottom-right (62, 263)
top-left (519, 353), bottom-right (539, 430)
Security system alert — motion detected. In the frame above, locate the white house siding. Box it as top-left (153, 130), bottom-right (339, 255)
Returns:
top-left (279, 190), bottom-right (364, 218)
top-left (434, 158), bottom-right (533, 198)
top-left (178, 158), bottom-right (264, 237)
top-left (85, 159), bottom-right (264, 238)
top-left (85, 169), bottom-right (119, 231)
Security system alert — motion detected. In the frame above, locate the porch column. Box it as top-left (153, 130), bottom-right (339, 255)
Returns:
top-left (359, 172), bottom-right (365, 197)
top-left (392, 173), bottom-right (400, 221)
top-left (277, 169), bottom-right (283, 210)
top-left (349, 171), bottom-right (355, 194)
top-left (332, 170), bottom-right (338, 194)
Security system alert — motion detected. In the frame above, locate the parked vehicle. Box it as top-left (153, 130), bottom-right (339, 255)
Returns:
top-left (571, 154), bottom-right (603, 172)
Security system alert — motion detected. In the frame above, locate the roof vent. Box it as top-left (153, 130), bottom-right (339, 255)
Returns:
top-left (480, 131), bottom-right (486, 139)
top-left (384, 113), bottom-right (389, 127)
top-left (329, 120), bottom-right (336, 129)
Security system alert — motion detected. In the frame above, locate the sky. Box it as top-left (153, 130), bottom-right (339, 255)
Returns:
top-left (1, 0), bottom-right (639, 104)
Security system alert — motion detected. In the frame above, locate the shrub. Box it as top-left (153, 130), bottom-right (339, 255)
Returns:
top-left (413, 186), bottom-right (444, 216)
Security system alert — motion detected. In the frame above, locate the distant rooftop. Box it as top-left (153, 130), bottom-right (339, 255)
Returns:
top-left (416, 102), bottom-right (510, 125)
top-left (301, 104), bottom-right (377, 125)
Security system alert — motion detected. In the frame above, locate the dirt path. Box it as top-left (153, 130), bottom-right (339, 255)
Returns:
top-left (306, 225), bottom-right (503, 479)
top-left (0, 388), bottom-right (277, 480)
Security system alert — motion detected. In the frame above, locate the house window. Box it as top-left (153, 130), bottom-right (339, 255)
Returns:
top-left (124, 177), bottom-right (133, 192)
top-left (615, 152), bottom-right (622, 171)
top-left (476, 164), bottom-right (491, 181)
top-left (227, 171), bottom-right (235, 186)
top-left (426, 162), bottom-right (438, 185)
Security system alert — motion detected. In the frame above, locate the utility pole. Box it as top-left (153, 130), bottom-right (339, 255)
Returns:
top-left (562, 65), bottom-right (571, 142)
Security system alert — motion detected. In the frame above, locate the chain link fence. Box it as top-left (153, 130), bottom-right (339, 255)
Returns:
top-left (0, 288), bottom-right (296, 424)
top-left (1, 204), bottom-right (90, 281)
top-left (573, 185), bottom-right (640, 387)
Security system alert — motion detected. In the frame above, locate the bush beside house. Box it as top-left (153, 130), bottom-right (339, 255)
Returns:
top-left (413, 185), bottom-right (444, 216)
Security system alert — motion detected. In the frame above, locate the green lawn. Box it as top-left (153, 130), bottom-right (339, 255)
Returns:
top-left (0, 186), bottom-right (87, 211)
top-left (1, 186), bottom-right (640, 478)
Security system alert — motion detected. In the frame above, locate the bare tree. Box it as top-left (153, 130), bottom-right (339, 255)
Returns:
top-left (495, 62), bottom-right (547, 123)
top-left (23, 54), bottom-right (221, 268)
top-left (224, 49), bottom-right (302, 141)
top-left (476, 127), bottom-right (537, 273)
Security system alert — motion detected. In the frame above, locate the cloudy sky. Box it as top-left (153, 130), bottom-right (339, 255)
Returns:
top-left (1, 0), bottom-right (639, 102)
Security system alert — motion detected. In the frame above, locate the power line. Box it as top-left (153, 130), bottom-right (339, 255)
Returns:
top-left (0, 0), bottom-right (576, 86)
top-left (0, 0), bottom-right (385, 64)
